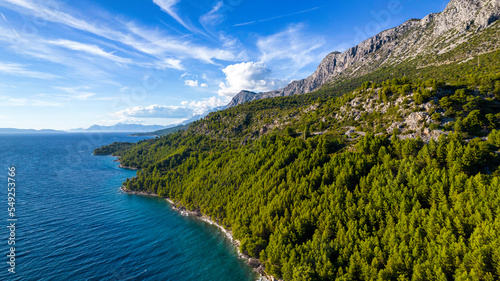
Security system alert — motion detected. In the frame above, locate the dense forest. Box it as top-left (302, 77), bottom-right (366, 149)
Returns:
top-left (96, 49), bottom-right (500, 280)
top-left (93, 142), bottom-right (135, 155)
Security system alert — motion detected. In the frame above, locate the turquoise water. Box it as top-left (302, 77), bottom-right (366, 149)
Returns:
top-left (0, 133), bottom-right (256, 281)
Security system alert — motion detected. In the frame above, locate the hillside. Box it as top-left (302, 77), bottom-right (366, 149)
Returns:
top-left (94, 1), bottom-right (500, 280)
top-left (69, 123), bottom-right (169, 133)
top-left (131, 124), bottom-right (189, 137)
top-left (228, 0), bottom-right (500, 107)
top-left (96, 48), bottom-right (500, 280)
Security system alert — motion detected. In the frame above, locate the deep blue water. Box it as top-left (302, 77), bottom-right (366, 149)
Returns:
top-left (0, 133), bottom-right (256, 281)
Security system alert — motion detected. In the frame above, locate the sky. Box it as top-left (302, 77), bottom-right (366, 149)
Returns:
top-left (0, 0), bottom-right (449, 130)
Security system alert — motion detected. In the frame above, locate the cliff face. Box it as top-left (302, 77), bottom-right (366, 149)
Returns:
top-left (228, 0), bottom-right (500, 108)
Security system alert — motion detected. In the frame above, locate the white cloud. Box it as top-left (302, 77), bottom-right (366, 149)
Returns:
top-left (200, 83), bottom-right (208, 88)
top-left (218, 61), bottom-right (287, 97)
top-left (0, 61), bottom-right (59, 79)
top-left (112, 96), bottom-right (228, 122)
top-left (111, 104), bottom-right (194, 118)
top-left (257, 24), bottom-right (326, 78)
top-left (182, 96), bottom-right (229, 114)
top-left (184, 80), bottom-right (198, 87)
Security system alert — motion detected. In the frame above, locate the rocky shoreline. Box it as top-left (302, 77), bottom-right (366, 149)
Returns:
top-left (120, 185), bottom-right (275, 281)
top-left (117, 165), bottom-right (138, 170)
top-left (112, 157), bottom-right (139, 170)
top-left (120, 186), bottom-right (158, 196)
top-left (116, 155), bottom-right (277, 281)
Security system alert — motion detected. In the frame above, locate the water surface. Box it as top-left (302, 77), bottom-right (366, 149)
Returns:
top-left (0, 133), bottom-right (255, 281)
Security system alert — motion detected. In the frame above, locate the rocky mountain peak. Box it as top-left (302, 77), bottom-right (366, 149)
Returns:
top-left (434, 0), bottom-right (500, 34)
top-left (226, 90), bottom-right (258, 108)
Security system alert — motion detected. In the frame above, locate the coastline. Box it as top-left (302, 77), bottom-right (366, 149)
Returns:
top-left (114, 156), bottom-right (276, 281)
top-left (117, 165), bottom-right (138, 170)
top-left (120, 185), bottom-right (275, 281)
top-left (120, 185), bottom-right (158, 196)
top-left (112, 157), bottom-right (139, 170)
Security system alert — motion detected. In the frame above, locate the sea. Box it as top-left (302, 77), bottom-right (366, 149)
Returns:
top-left (0, 133), bottom-right (256, 281)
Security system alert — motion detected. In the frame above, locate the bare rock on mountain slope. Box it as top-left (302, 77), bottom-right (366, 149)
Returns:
top-left (226, 90), bottom-right (259, 108)
top-left (228, 0), bottom-right (500, 108)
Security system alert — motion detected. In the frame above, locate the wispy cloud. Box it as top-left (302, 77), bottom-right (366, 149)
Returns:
top-left (1, 12), bottom-right (6, 21)
top-left (47, 39), bottom-right (133, 64)
top-left (0, 0), bottom-right (241, 65)
top-left (152, 58), bottom-right (184, 70)
top-left (0, 61), bottom-right (59, 79)
top-left (0, 26), bottom-right (118, 80)
top-left (153, 0), bottom-right (187, 29)
top-left (0, 95), bottom-right (63, 107)
top-left (152, 0), bottom-right (207, 36)
top-left (50, 86), bottom-right (96, 100)
top-left (200, 1), bottom-right (224, 26)
top-left (234, 6), bottom-right (323, 27)
top-left (123, 21), bottom-right (241, 64)
top-left (0, 0), bottom-right (106, 36)
top-left (257, 24), bottom-right (326, 79)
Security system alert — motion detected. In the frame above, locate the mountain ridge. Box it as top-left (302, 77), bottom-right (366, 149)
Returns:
top-left (0, 128), bottom-right (65, 134)
top-left (69, 123), bottom-right (170, 133)
top-left (228, 0), bottom-right (500, 108)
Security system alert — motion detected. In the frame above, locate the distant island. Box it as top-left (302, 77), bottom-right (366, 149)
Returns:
top-left (69, 123), bottom-right (171, 133)
top-left (0, 128), bottom-right (66, 134)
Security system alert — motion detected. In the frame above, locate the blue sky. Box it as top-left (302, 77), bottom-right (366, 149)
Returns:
top-left (0, 0), bottom-right (449, 130)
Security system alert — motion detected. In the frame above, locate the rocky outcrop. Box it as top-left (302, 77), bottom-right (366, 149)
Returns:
top-left (226, 90), bottom-right (258, 108)
top-left (434, 0), bottom-right (500, 34)
top-left (227, 0), bottom-right (500, 108)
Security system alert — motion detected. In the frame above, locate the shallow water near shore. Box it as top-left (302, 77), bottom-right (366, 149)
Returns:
top-left (0, 133), bottom-right (256, 281)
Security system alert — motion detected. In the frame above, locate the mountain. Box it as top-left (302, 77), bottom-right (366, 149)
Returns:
top-left (131, 105), bottom-right (228, 136)
top-left (131, 123), bottom-right (190, 137)
top-left (94, 1), bottom-right (500, 280)
top-left (227, 90), bottom-right (260, 107)
top-left (69, 123), bottom-right (169, 133)
top-left (0, 128), bottom-right (65, 134)
top-left (228, 0), bottom-right (500, 108)
top-left (96, 50), bottom-right (500, 280)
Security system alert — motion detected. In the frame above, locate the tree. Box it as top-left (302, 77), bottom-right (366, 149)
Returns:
top-left (454, 117), bottom-right (464, 133)
top-left (303, 125), bottom-right (310, 140)
top-left (464, 110), bottom-right (483, 135)
top-left (494, 80), bottom-right (500, 99)
top-left (286, 127), bottom-right (297, 137)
